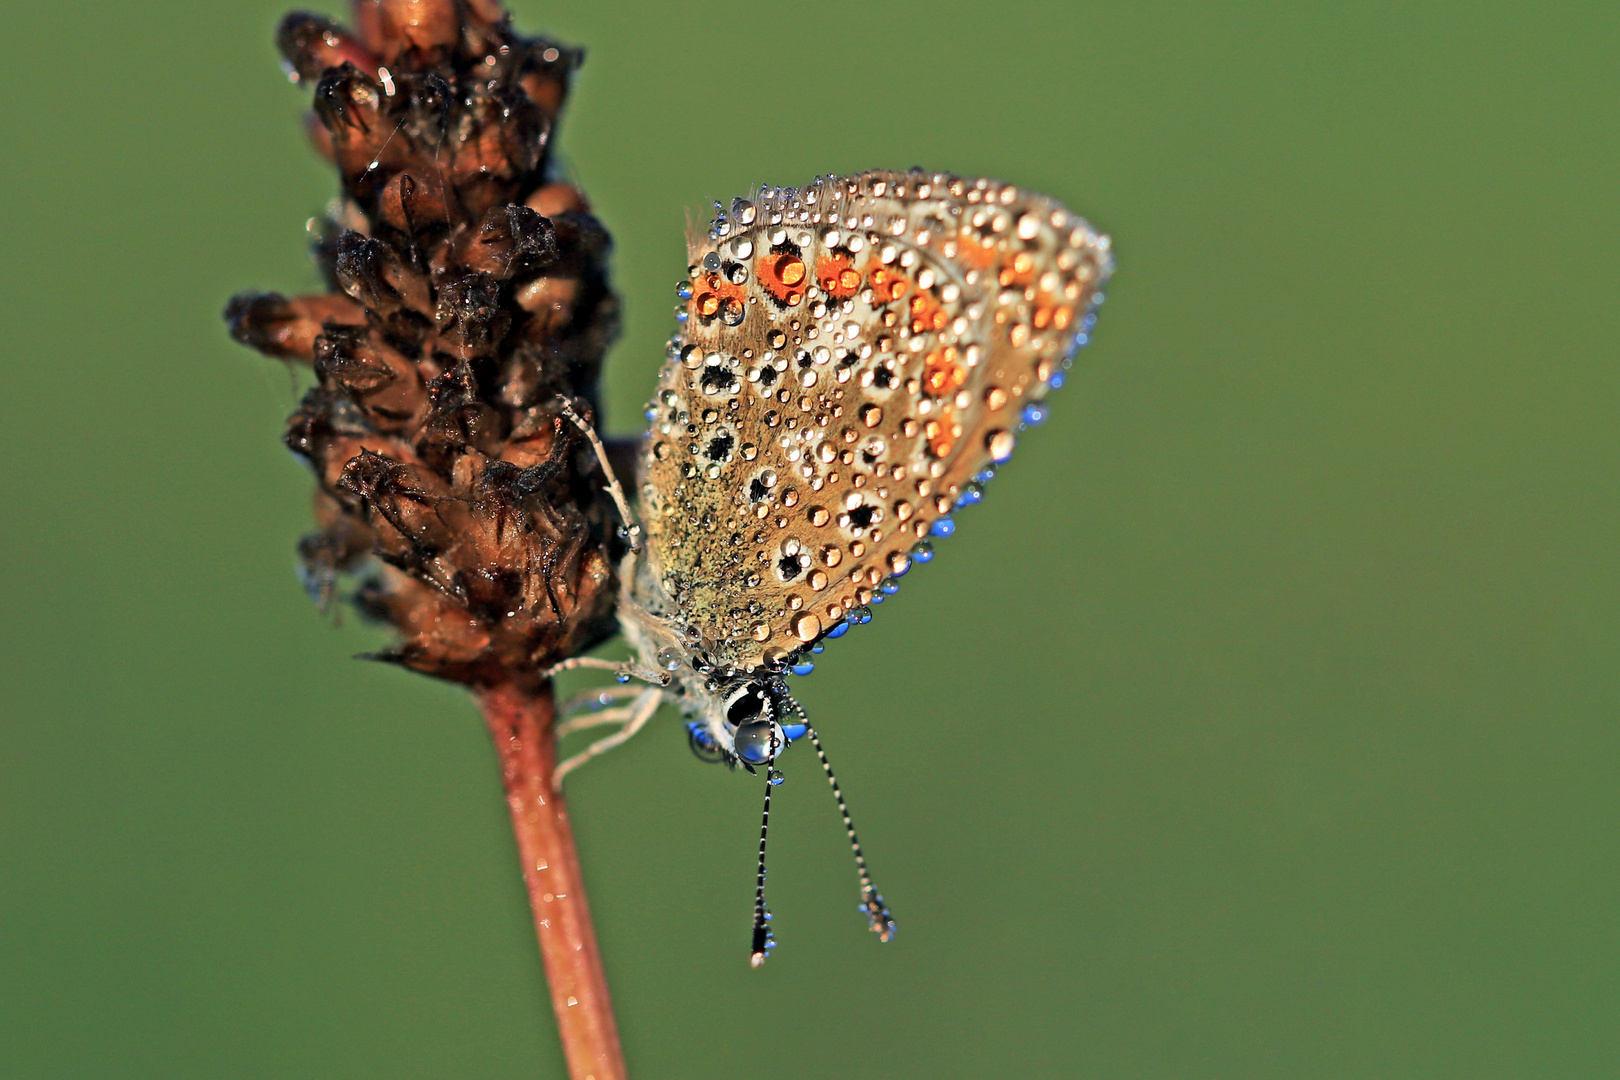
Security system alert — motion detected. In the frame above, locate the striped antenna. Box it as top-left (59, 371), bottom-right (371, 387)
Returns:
top-left (788, 697), bottom-right (896, 943)
top-left (748, 726), bottom-right (783, 967)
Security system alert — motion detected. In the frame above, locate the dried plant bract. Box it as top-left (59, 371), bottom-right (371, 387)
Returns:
top-left (228, 1), bottom-right (622, 692)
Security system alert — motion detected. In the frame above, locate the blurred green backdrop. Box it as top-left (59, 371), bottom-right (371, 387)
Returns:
top-left (3, 1), bottom-right (1617, 1077)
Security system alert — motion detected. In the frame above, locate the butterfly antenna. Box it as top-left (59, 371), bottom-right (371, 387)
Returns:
top-left (790, 698), bottom-right (896, 942)
top-left (749, 769), bottom-right (776, 968)
top-left (554, 395), bottom-right (642, 553)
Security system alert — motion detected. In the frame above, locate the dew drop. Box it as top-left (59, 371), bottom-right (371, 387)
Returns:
top-left (793, 612), bottom-right (822, 642)
top-left (987, 429), bottom-right (1015, 462)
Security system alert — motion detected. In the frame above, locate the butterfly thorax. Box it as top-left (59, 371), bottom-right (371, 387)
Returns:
top-left (616, 546), bottom-right (792, 762)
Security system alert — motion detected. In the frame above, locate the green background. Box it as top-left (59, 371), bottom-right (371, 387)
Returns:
top-left (2, 1), bottom-right (1616, 1076)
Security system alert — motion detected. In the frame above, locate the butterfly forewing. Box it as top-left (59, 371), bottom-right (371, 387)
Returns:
top-left (638, 169), bottom-right (1111, 671)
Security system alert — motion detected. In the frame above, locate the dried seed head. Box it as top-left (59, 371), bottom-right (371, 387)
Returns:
top-left (228, 0), bottom-right (619, 691)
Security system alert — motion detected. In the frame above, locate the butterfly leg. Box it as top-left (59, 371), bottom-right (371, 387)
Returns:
top-left (553, 687), bottom-right (665, 789)
top-left (556, 704), bottom-right (641, 739)
top-left (537, 654), bottom-right (670, 687)
top-left (558, 683), bottom-right (645, 719)
top-left (556, 681), bottom-right (651, 738)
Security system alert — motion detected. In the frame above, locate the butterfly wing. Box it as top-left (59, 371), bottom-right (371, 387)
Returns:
top-left (637, 169), bottom-right (1112, 672)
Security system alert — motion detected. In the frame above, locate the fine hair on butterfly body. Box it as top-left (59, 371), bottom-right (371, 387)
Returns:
top-left (548, 168), bottom-right (1112, 966)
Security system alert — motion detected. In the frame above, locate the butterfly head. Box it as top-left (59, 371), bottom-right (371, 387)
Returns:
top-left (723, 674), bottom-right (798, 765)
top-left (685, 670), bottom-right (808, 769)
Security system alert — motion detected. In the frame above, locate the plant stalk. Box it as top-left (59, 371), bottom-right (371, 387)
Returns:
top-left (478, 683), bottom-right (626, 1080)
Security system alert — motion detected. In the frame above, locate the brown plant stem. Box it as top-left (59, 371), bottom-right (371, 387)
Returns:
top-left (478, 682), bottom-right (626, 1080)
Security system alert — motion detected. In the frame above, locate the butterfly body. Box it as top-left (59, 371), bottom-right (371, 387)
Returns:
top-left (555, 168), bottom-right (1111, 962)
top-left (610, 552), bottom-right (797, 768)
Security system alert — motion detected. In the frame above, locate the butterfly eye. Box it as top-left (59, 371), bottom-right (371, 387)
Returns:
top-left (729, 689), bottom-right (758, 722)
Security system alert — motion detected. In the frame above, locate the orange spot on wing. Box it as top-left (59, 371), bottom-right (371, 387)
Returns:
top-left (757, 251), bottom-right (807, 305)
top-left (908, 292), bottom-right (948, 334)
top-left (923, 415), bottom-right (959, 458)
top-left (690, 272), bottom-right (747, 323)
top-left (922, 348), bottom-right (967, 396)
top-left (956, 228), bottom-right (999, 270)
top-left (998, 250), bottom-right (1038, 289)
top-left (866, 265), bottom-right (909, 304)
top-left (816, 253), bottom-right (862, 299)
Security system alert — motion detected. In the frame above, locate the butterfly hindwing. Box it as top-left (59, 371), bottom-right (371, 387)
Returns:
top-left (638, 169), bottom-right (1112, 670)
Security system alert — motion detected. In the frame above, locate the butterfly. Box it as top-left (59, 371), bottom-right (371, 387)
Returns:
top-left (549, 168), bottom-right (1111, 965)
